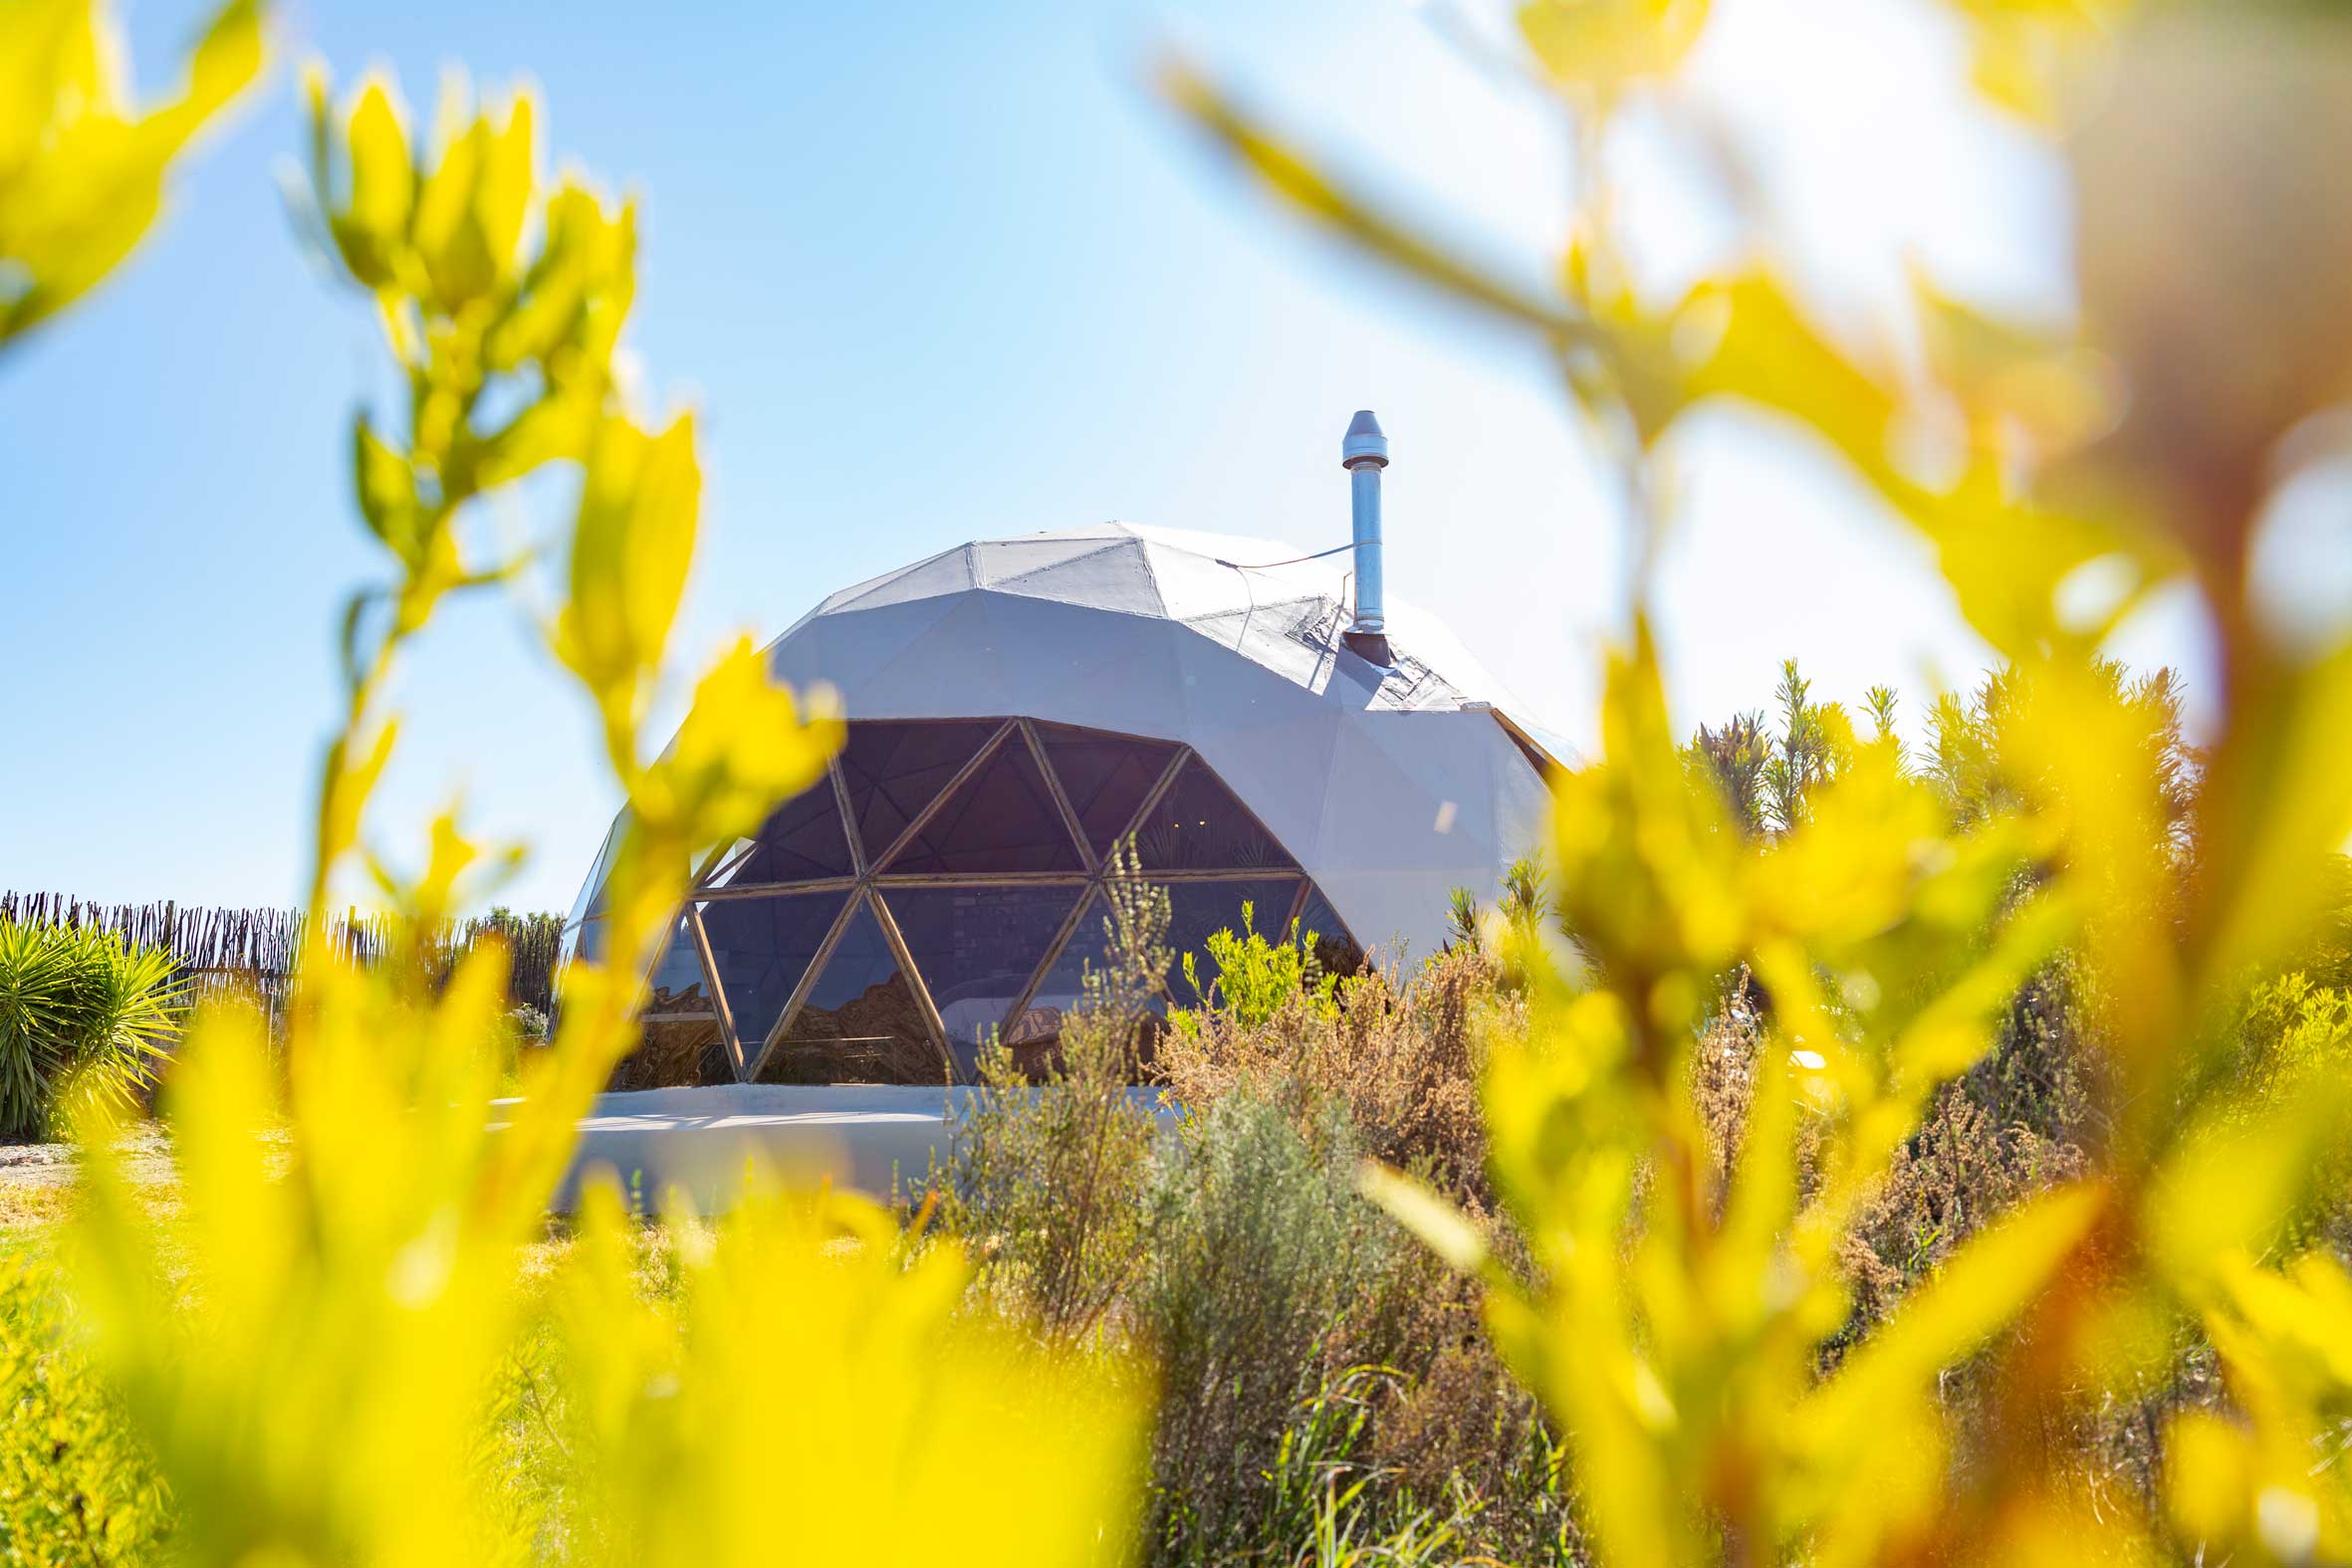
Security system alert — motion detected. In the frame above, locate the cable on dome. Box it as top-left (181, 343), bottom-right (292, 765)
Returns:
top-left (1211, 541), bottom-right (1354, 571)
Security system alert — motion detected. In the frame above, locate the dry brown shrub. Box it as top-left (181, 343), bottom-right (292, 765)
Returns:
top-left (1690, 969), bottom-right (1768, 1210)
top-left (1342, 1239), bottom-right (1580, 1560)
top-left (1154, 947), bottom-right (1505, 1203)
top-left (1839, 1087), bottom-right (2089, 1333)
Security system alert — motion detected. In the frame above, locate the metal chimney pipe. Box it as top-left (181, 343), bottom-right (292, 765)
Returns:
top-left (1340, 409), bottom-right (1394, 666)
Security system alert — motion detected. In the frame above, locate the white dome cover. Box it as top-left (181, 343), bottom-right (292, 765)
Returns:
top-left (756, 522), bottom-right (1561, 957)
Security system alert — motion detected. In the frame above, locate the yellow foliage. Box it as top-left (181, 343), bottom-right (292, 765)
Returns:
top-left (1164, 0), bottom-right (2352, 1560)
top-left (39, 59), bottom-right (1133, 1568)
top-left (1516, 0), bottom-right (1711, 103)
top-left (0, 0), bottom-right (263, 349)
top-left (556, 1179), bottom-right (1145, 1567)
top-left (6, 0), bottom-right (2351, 1564)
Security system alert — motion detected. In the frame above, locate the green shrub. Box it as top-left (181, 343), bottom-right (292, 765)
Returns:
top-left (944, 859), bottom-right (1169, 1343)
top-left (1142, 1087), bottom-right (1396, 1563)
top-left (0, 919), bottom-right (179, 1140)
top-left (1168, 900), bottom-right (1334, 1036)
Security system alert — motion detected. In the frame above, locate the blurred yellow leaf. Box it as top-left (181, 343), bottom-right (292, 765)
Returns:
top-left (557, 414), bottom-right (701, 712)
top-left (2164, 1409), bottom-right (2250, 1548)
top-left (1953, 0), bottom-right (2129, 122)
top-left (1911, 264), bottom-right (2115, 460)
top-left (1797, 1180), bottom-right (2106, 1462)
top-left (409, 76), bottom-right (494, 308)
top-left (352, 410), bottom-right (417, 558)
top-left (483, 178), bottom-right (635, 375)
top-left (557, 1178), bottom-right (1148, 1568)
top-left (320, 74), bottom-right (413, 287)
top-left (2190, 642), bottom-right (2352, 1003)
top-left (1550, 619), bottom-right (1745, 1011)
top-left (0, 0), bottom-right (265, 347)
top-left (1999, 660), bottom-right (2182, 1080)
top-left (1357, 1160), bottom-right (1492, 1274)
top-left (1517, 0), bottom-right (1711, 100)
top-left (643, 635), bottom-right (842, 850)
top-left (2146, 1048), bottom-right (2352, 1296)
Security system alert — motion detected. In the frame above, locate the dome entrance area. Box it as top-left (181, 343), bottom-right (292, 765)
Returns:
top-left (567, 717), bottom-right (1356, 1086)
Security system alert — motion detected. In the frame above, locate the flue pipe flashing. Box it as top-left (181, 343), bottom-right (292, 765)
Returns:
top-left (1340, 409), bottom-right (1394, 667)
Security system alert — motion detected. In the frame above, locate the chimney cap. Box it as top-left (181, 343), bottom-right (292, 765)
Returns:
top-left (1340, 409), bottom-right (1389, 469)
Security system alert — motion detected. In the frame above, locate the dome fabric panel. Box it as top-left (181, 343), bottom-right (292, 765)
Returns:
top-left (993, 543), bottom-right (1166, 617)
top-left (823, 544), bottom-right (979, 614)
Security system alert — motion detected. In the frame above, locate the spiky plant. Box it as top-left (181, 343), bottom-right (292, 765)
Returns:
top-left (0, 918), bottom-right (180, 1139)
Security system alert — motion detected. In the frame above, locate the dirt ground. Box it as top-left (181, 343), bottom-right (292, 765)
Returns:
top-left (0, 1130), bottom-right (178, 1229)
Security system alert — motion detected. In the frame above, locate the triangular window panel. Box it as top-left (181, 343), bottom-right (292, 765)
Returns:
top-left (1034, 723), bottom-right (1180, 856)
top-left (884, 737), bottom-right (1084, 875)
top-left (695, 893), bottom-right (848, 1058)
top-left (1291, 884), bottom-right (1364, 978)
top-left (762, 898), bottom-right (940, 1085)
top-left (1010, 889), bottom-right (1111, 1044)
top-left (703, 776), bottom-right (853, 888)
top-left (885, 885), bottom-right (1082, 1052)
top-left (1131, 756), bottom-right (1296, 871)
top-left (563, 918), bottom-right (604, 969)
top-left (568, 814), bottom-right (626, 926)
top-left (618, 1018), bottom-right (732, 1089)
top-left (645, 917), bottom-right (714, 1013)
top-left (836, 721), bottom-right (1002, 863)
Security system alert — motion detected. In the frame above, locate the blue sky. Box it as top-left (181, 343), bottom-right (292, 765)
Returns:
top-left (0, 0), bottom-right (2220, 914)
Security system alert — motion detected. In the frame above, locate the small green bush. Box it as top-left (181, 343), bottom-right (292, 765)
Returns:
top-left (944, 858), bottom-right (1170, 1342)
top-left (1143, 1087), bottom-right (1397, 1563)
top-left (1169, 901), bottom-right (1334, 1036)
top-left (0, 919), bottom-right (180, 1140)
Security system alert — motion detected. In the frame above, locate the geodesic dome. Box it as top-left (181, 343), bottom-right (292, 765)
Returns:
top-left (565, 521), bottom-right (1563, 1086)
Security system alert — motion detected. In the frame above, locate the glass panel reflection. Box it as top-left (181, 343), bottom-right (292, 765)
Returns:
top-left (697, 893), bottom-right (848, 1055)
top-left (704, 777), bottom-right (853, 887)
top-left (567, 813), bottom-right (627, 926)
top-left (884, 738), bottom-right (1083, 874)
top-left (884, 885), bottom-right (1082, 1061)
top-left (836, 721), bottom-right (1000, 862)
top-left (644, 918), bottom-right (711, 1012)
top-left (1033, 723), bottom-right (1178, 855)
top-left (1290, 884), bottom-right (1362, 976)
top-left (612, 1017), bottom-right (731, 1090)
top-left (760, 898), bottom-right (940, 1084)
top-left (1014, 877), bottom-right (1300, 1041)
top-left (1131, 757), bottom-right (1295, 870)
top-left (562, 918), bottom-right (600, 970)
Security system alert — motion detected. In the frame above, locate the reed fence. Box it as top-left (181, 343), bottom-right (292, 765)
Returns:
top-left (0, 892), bottom-right (563, 1014)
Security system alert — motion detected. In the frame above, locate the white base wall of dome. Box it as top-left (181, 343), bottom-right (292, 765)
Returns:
top-left (520, 1083), bottom-right (1178, 1213)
